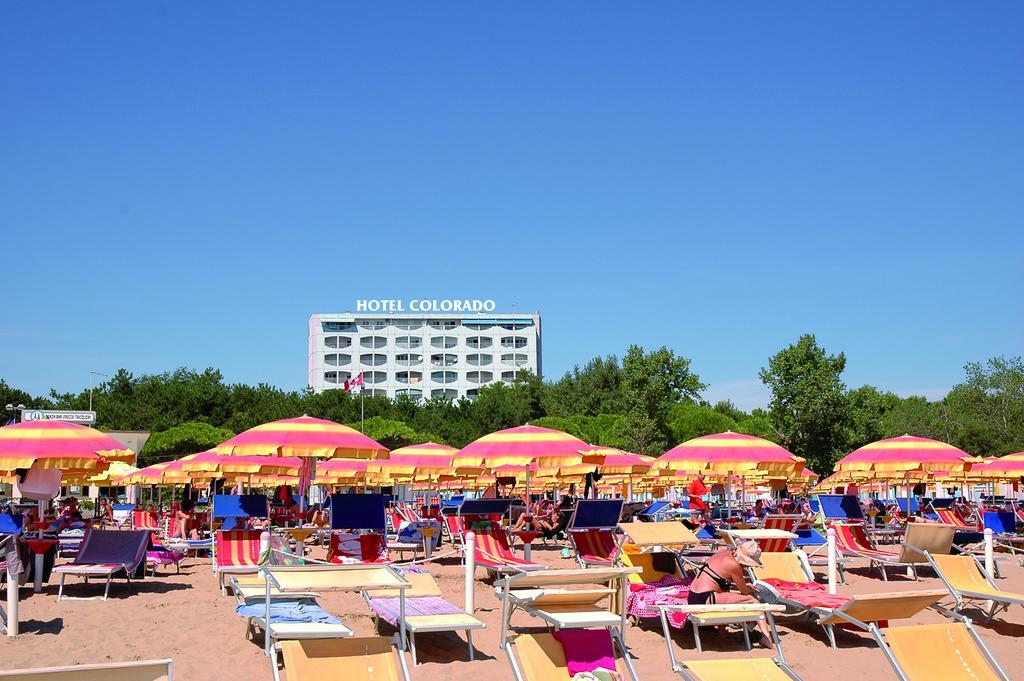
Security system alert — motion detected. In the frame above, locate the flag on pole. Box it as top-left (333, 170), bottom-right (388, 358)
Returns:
top-left (344, 372), bottom-right (364, 394)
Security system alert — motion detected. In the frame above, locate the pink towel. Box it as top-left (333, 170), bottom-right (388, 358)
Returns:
top-left (553, 629), bottom-right (616, 677)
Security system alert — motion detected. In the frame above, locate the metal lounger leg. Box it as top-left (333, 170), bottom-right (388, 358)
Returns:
top-left (742, 623), bottom-right (751, 651)
top-left (613, 628), bottom-right (640, 681)
top-left (57, 574), bottom-right (66, 602)
top-left (691, 620), bottom-right (702, 653)
top-left (826, 624), bottom-right (837, 650)
top-left (466, 630), bottom-right (475, 661)
top-left (103, 576), bottom-right (111, 601)
top-left (410, 631), bottom-right (417, 666)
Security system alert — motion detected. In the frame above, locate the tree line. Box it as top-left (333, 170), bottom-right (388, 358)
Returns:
top-left (2, 336), bottom-right (1021, 472)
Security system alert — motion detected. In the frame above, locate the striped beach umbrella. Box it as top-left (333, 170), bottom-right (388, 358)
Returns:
top-left (178, 450), bottom-right (303, 476)
top-left (654, 432), bottom-right (804, 476)
top-left (973, 452), bottom-right (1024, 480)
top-left (579, 448), bottom-right (656, 475)
top-left (215, 416), bottom-right (389, 460)
top-left (834, 435), bottom-right (979, 475)
top-left (452, 425), bottom-right (590, 468)
top-left (0, 420), bottom-right (131, 472)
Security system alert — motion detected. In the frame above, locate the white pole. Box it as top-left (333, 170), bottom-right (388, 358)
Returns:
top-left (984, 528), bottom-right (994, 577)
top-left (464, 531), bottom-right (476, 615)
top-left (5, 559), bottom-right (18, 637)
top-left (826, 527), bottom-right (838, 595)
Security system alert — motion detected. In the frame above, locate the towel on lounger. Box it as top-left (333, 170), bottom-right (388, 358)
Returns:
top-left (367, 596), bottom-right (463, 626)
top-left (235, 598), bottom-right (341, 624)
top-left (761, 578), bottom-right (850, 609)
top-left (553, 629), bottom-right (616, 677)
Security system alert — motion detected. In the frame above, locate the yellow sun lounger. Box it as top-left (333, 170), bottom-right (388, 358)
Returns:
top-left (0, 660), bottom-right (172, 681)
top-left (673, 658), bottom-right (802, 681)
top-left (506, 633), bottom-right (634, 681)
top-left (658, 603), bottom-right (788, 660)
top-left (363, 571), bottom-right (485, 666)
top-left (927, 552), bottom-right (1024, 621)
top-left (870, 619), bottom-right (1009, 681)
top-left (276, 637), bottom-right (411, 681)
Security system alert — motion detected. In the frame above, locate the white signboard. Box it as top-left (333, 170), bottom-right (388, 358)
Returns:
top-left (355, 298), bottom-right (496, 313)
top-left (20, 409), bottom-right (97, 425)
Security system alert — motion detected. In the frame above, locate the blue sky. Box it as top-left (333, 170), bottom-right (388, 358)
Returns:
top-left (2, 3), bottom-right (1021, 410)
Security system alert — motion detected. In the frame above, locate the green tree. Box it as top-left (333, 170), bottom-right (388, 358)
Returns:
top-left (542, 357), bottom-right (626, 417)
top-left (666, 401), bottom-right (737, 445)
top-left (760, 334), bottom-right (849, 473)
top-left (348, 416), bottom-right (437, 450)
top-left (140, 421), bottom-right (236, 465)
top-left (620, 346), bottom-right (706, 454)
top-left (845, 385), bottom-right (901, 450)
top-left (944, 357), bottom-right (1024, 456)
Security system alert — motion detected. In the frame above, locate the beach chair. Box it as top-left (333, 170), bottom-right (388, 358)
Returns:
top-left (617, 521), bottom-right (702, 581)
top-left (671, 658), bottom-right (803, 681)
top-left (498, 566), bottom-right (641, 681)
top-left (815, 494), bottom-right (865, 525)
top-left (568, 499), bottom-right (624, 567)
top-left (927, 552), bottom-right (1024, 621)
top-left (53, 529), bottom-right (151, 601)
top-left (364, 570), bottom-right (485, 665)
top-left (981, 511), bottom-right (1024, 553)
top-left (505, 632), bottom-right (636, 681)
top-left (833, 522), bottom-right (955, 581)
top-left (658, 603), bottom-right (799, 679)
top-left (132, 509), bottom-right (160, 532)
top-left (214, 529), bottom-right (263, 595)
top-left (933, 507), bottom-right (979, 530)
top-left (756, 515), bottom-right (802, 552)
top-left (868, 617), bottom-right (1010, 680)
top-left (111, 504), bottom-right (135, 529)
top-left (262, 563), bottom-right (412, 681)
top-left (328, 493), bottom-right (422, 562)
top-left (472, 522), bottom-right (546, 574)
top-left (750, 551), bottom-right (947, 648)
top-left (275, 637), bottom-right (411, 681)
top-left (0, 659), bottom-right (173, 680)
top-left (212, 494), bottom-right (268, 532)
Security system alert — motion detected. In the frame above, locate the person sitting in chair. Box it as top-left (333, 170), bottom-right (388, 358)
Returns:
top-left (686, 540), bottom-right (773, 648)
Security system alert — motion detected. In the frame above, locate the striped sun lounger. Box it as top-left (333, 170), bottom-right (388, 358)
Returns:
top-left (471, 524), bottom-right (545, 574)
top-left (215, 529), bottom-right (262, 594)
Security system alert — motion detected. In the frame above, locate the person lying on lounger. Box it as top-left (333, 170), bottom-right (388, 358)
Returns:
top-left (686, 540), bottom-right (773, 648)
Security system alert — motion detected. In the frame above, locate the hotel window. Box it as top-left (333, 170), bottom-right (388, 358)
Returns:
top-left (466, 336), bottom-right (493, 349)
top-left (323, 371), bottom-right (351, 384)
top-left (428, 320), bottom-right (458, 331)
top-left (324, 353), bottom-right (351, 366)
top-left (396, 371), bottom-right (423, 384)
top-left (466, 389), bottom-right (479, 399)
top-left (467, 353), bottom-right (492, 366)
top-left (365, 371), bottom-right (387, 384)
top-left (431, 371), bottom-right (457, 384)
top-left (500, 336), bottom-right (528, 349)
top-left (324, 336), bottom-right (352, 349)
top-left (360, 353), bottom-right (387, 366)
top-left (395, 320), bottom-right (423, 330)
top-left (395, 388), bottom-right (423, 400)
top-left (431, 388), bottom-right (458, 400)
top-left (430, 336), bottom-right (457, 349)
top-left (464, 321), bottom-right (493, 331)
top-left (430, 353), bottom-right (458, 367)
top-left (501, 353), bottom-right (529, 367)
top-left (395, 353), bottom-right (422, 366)
top-left (359, 319), bottom-right (388, 330)
top-left (322, 321), bottom-right (356, 333)
top-left (500, 322), bottom-right (531, 331)
top-left (467, 371), bottom-right (493, 384)
top-left (363, 388), bottom-right (387, 397)
top-left (360, 336), bottom-right (387, 349)
top-left (501, 371), bottom-right (519, 382)
top-left (396, 336), bottom-right (422, 349)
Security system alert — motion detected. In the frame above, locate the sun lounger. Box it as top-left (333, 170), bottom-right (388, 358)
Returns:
top-left (213, 529), bottom-right (262, 594)
top-left (0, 659), bottom-right (173, 680)
top-left (816, 494), bottom-right (865, 524)
top-left (505, 632), bottom-right (636, 681)
top-left (275, 637), bottom-right (411, 681)
top-left (756, 515), bottom-right (803, 552)
top-left (110, 504), bottom-right (135, 529)
top-left (263, 563), bottom-right (412, 680)
top-left (568, 499), bottom-right (624, 568)
top-left (328, 493), bottom-right (420, 562)
top-left (928, 552), bottom-right (1024, 621)
top-left (471, 522), bottom-right (545, 574)
top-left (833, 522), bottom-right (955, 581)
top-left (750, 550), bottom-right (947, 648)
top-left (869, 617), bottom-right (1010, 680)
top-left (364, 571), bottom-right (484, 665)
top-left (934, 508), bottom-right (978, 530)
top-left (671, 658), bottom-right (802, 681)
top-left (53, 529), bottom-right (151, 601)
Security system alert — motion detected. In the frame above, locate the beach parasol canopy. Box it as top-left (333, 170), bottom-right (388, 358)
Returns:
top-left (452, 425), bottom-right (590, 468)
top-left (65, 461), bottom-right (140, 486)
top-left (654, 431), bottom-right (804, 476)
top-left (834, 435), bottom-right (979, 476)
top-left (0, 420), bottom-right (132, 472)
top-left (177, 450), bottom-right (303, 476)
top-left (215, 416), bottom-right (389, 459)
top-left (973, 452), bottom-right (1024, 480)
top-left (579, 448), bottom-right (656, 475)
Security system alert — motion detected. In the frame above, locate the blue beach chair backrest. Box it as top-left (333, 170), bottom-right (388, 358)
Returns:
top-left (794, 527), bottom-right (826, 546)
top-left (441, 495), bottom-right (464, 508)
top-left (112, 504), bottom-right (135, 512)
top-left (329, 493), bottom-right (387, 531)
top-left (212, 494), bottom-right (268, 520)
top-left (0, 513), bottom-right (23, 536)
top-left (641, 501), bottom-right (670, 517)
top-left (983, 511), bottom-right (1016, 535)
top-left (816, 495), bottom-right (864, 521)
top-left (696, 525), bottom-right (719, 540)
top-left (808, 499), bottom-right (821, 514)
top-left (895, 497), bottom-right (921, 514)
top-left (457, 498), bottom-right (514, 518)
top-left (929, 498), bottom-right (954, 509)
top-left (571, 499), bottom-right (624, 529)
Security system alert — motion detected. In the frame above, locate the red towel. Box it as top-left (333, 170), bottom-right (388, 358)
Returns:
top-left (553, 629), bottom-right (616, 676)
top-left (762, 578), bottom-right (850, 609)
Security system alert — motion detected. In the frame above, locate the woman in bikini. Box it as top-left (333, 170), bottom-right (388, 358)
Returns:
top-left (687, 540), bottom-right (773, 648)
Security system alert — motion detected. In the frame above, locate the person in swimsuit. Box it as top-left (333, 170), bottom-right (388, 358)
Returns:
top-left (686, 540), bottom-right (773, 648)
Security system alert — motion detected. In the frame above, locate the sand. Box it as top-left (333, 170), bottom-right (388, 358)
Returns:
top-left (3, 541), bottom-right (1023, 680)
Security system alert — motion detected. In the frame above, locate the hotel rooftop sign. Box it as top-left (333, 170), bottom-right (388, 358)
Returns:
top-left (355, 299), bottom-right (496, 313)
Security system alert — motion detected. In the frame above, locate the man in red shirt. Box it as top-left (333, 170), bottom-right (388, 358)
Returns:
top-left (688, 472), bottom-right (710, 514)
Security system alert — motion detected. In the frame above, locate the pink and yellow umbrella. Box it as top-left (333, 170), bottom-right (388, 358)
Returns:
top-left (0, 420), bottom-right (132, 472)
top-left (654, 432), bottom-right (804, 476)
top-left (452, 425), bottom-right (590, 468)
top-left (215, 416), bottom-right (389, 460)
top-left (834, 435), bottom-right (978, 475)
top-left (580, 448), bottom-right (656, 475)
top-left (178, 450), bottom-right (303, 476)
top-left (973, 452), bottom-right (1024, 480)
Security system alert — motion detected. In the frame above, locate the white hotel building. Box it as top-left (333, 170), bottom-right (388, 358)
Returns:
top-left (307, 311), bottom-right (542, 400)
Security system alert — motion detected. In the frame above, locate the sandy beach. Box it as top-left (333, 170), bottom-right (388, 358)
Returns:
top-left (3, 540), bottom-right (1023, 680)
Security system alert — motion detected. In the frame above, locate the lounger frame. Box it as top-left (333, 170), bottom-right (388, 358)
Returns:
top-left (0, 659), bottom-right (173, 680)
top-left (867, 615), bottom-right (1009, 681)
top-left (926, 551), bottom-right (1024, 622)
top-left (504, 630), bottom-right (638, 681)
